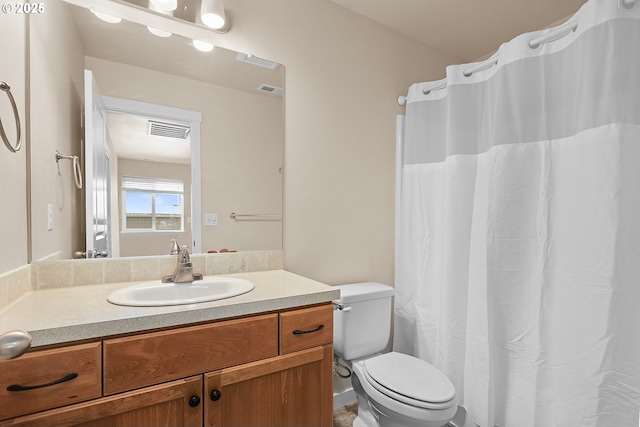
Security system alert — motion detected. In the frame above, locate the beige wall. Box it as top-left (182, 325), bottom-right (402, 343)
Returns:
top-left (117, 158), bottom-right (191, 257)
top-left (29, 2), bottom-right (84, 261)
top-left (1, 1), bottom-right (459, 288)
top-left (85, 56), bottom-right (284, 254)
top-left (211, 0), bottom-right (460, 285)
top-left (0, 13), bottom-right (28, 273)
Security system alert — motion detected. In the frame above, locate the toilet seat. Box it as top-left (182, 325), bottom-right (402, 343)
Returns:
top-left (362, 352), bottom-right (456, 410)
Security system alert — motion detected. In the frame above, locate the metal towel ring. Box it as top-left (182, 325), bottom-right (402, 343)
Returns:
top-left (55, 150), bottom-right (84, 189)
top-left (0, 81), bottom-right (22, 153)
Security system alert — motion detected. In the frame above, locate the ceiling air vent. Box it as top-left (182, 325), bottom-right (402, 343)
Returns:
top-left (257, 84), bottom-right (284, 96)
top-left (236, 53), bottom-right (281, 70)
top-left (147, 120), bottom-right (191, 139)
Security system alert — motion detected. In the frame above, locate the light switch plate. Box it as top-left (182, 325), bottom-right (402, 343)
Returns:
top-left (204, 213), bottom-right (218, 227)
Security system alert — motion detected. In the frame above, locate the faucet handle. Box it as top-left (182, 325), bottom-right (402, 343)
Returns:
top-left (170, 239), bottom-right (180, 255)
top-left (179, 245), bottom-right (191, 264)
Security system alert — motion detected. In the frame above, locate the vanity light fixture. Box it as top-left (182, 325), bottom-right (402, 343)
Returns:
top-left (200, 0), bottom-right (226, 29)
top-left (147, 26), bottom-right (172, 37)
top-left (193, 39), bottom-right (214, 52)
top-left (90, 8), bottom-right (122, 23)
top-left (146, 1), bottom-right (173, 36)
top-left (149, 0), bottom-right (178, 12)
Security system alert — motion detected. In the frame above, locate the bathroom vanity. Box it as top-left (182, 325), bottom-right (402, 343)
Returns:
top-left (0, 270), bottom-right (338, 427)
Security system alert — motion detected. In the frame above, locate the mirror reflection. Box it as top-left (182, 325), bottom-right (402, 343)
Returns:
top-left (34, 1), bottom-right (284, 259)
top-left (106, 111), bottom-right (193, 258)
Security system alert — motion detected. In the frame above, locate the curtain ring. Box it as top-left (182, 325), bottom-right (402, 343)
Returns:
top-left (0, 82), bottom-right (22, 153)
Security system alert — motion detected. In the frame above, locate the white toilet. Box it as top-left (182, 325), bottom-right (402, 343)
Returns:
top-left (333, 282), bottom-right (457, 427)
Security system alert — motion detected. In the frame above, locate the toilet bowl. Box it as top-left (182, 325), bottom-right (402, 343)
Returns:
top-left (352, 352), bottom-right (457, 427)
top-left (334, 283), bottom-right (456, 427)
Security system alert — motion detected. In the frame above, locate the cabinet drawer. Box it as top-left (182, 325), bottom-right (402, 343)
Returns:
top-left (279, 304), bottom-right (333, 354)
top-left (0, 342), bottom-right (102, 420)
top-left (104, 313), bottom-right (278, 395)
top-left (7, 376), bottom-right (203, 427)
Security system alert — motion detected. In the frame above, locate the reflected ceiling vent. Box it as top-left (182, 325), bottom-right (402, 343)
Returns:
top-left (257, 84), bottom-right (284, 96)
top-left (236, 53), bottom-right (281, 70)
top-left (147, 120), bottom-right (191, 139)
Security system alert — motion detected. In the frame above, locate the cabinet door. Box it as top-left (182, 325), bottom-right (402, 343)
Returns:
top-left (8, 376), bottom-right (203, 427)
top-left (205, 345), bottom-right (333, 427)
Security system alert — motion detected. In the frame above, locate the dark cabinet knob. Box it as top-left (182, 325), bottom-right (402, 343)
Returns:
top-left (189, 395), bottom-right (201, 407)
top-left (210, 389), bottom-right (222, 401)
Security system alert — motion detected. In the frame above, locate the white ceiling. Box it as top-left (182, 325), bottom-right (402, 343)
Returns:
top-left (329, 0), bottom-right (588, 61)
top-left (106, 113), bottom-right (192, 164)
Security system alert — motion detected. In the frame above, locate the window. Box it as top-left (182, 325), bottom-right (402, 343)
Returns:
top-left (122, 176), bottom-right (184, 232)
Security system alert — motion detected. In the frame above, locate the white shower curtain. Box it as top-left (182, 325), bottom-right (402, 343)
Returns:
top-left (394, 1), bottom-right (640, 426)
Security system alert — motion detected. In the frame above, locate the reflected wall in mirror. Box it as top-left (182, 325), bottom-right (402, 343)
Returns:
top-left (110, 111), bottom-right (192, 256)
top-left (98, 97), bottom-right (198, 259)
top-left (29, 0), bottom-right (284, 261)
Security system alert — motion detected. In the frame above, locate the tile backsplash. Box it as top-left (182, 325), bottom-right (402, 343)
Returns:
top-left (0, 264), bottom-right (31, 310)
top-left (32, 250), bottom-right (284, 290)
top-left (0, 251), bottom-right (283, 310)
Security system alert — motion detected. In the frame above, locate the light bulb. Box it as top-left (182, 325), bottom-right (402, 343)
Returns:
top-left (201, 13), bottom-right (225, 29)
top-left (149, 0), bottom-right (177, 12)
top-left (147, 26), bottom-right (172, 37)
top-left (192, 40), bottom-right (214, 52)
top-left (91, 9), bottom-right (122, 24)
top-left (200, 0), bottom-right (225, 29)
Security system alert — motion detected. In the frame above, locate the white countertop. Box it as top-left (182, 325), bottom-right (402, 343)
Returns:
top-left (0, 270), bottom-right (340, 348)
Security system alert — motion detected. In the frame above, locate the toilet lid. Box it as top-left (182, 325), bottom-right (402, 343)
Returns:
top-left (363, 352), bottom-right (456, 409)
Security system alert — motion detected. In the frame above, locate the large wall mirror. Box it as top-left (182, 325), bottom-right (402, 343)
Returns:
top-left (32, 0), bottom-right (284, 260)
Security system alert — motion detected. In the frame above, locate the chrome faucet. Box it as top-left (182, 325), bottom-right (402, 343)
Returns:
top-left (162, 245), bottom-right (203, 283)
top-left (169, 239), bottom-right (180, 255)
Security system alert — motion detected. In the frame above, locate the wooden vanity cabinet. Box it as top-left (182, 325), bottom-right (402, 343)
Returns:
top-left (4, 376), bottom-right (203, 427)
top-left (1, 303), bottom-right (334, 427)
top-left (205, 345), bottom-right (333, 427)
top-left (204, 304), bottom-right (334, 427)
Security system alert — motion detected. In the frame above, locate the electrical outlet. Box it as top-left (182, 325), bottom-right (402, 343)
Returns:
top-left (47, 204), bottom-right (54, 231)
top-left (204, 213), bottom-right (218, 227)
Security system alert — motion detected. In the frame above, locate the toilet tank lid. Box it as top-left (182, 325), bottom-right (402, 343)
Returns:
top-left (333, 282), bottom-right (395, 304)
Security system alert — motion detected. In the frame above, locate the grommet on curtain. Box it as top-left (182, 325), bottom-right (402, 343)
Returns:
top-left (422, 81), bottom-right (447, 95)
top-left (620, 0), bottom-right (638, 10)
top-left (527, 21), bottom-right (578, 49)
top-left (463, 58), bottom-right (498, 77)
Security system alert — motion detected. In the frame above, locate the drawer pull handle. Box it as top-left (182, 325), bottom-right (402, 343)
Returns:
top-left (7, 373), bottom-right (78, 392)
top-left (293, 324), bottom-right (324, 335)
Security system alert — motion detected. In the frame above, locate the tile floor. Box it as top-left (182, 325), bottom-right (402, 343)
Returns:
top-left (333, 403), bottom-right (358, 427)
top-left (332, 404), bottom-right (474, 427)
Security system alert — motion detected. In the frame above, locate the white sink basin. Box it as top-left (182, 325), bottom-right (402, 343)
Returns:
top-left (107, 277), bottom-right (255, 307)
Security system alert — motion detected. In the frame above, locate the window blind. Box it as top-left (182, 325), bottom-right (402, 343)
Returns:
top-left (122, 176), bottom-right (184, 194)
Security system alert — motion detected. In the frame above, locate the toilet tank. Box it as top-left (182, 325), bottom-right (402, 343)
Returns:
top-left (333, 282), bottom-right (395, 361)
